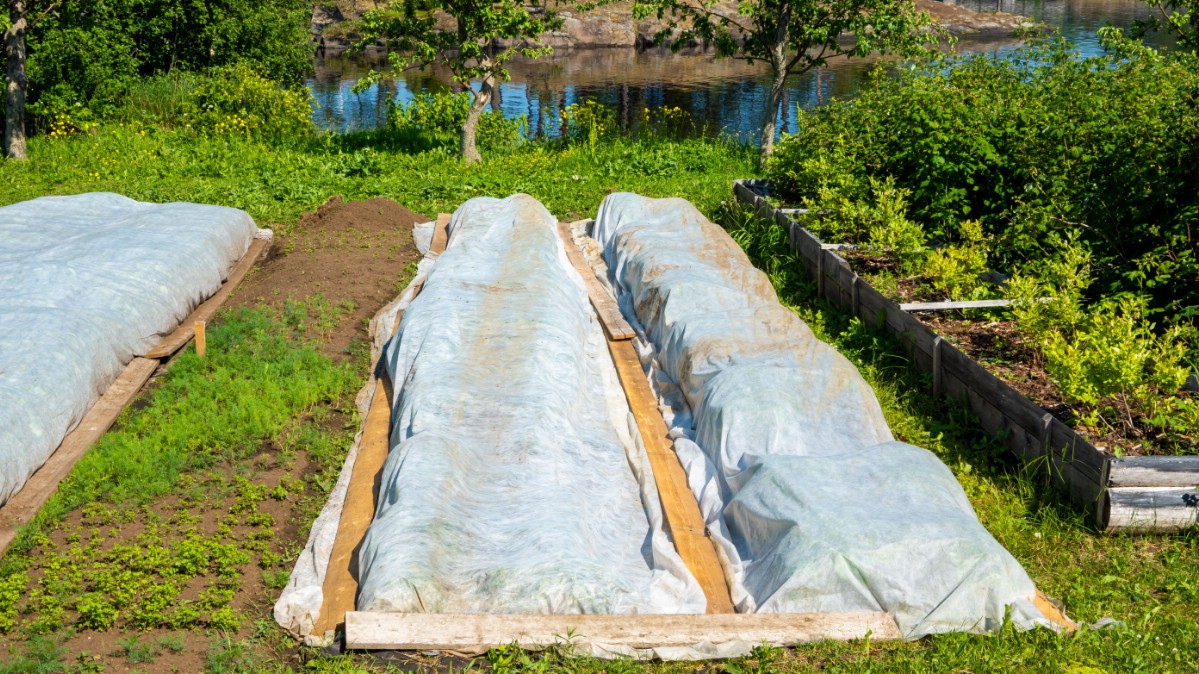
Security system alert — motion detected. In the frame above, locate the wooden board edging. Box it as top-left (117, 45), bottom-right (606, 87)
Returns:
top-left (344, 611), bottom-right (902, 652)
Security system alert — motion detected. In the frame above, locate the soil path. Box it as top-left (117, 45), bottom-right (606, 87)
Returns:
top-left (230, 196), bottom-right (427, 359)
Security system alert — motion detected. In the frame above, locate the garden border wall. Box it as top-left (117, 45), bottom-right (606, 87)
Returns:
top-left (733, 179), bottom-right (1199, 533)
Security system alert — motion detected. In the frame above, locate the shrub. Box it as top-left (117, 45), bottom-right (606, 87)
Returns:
top-left (188, 65), bottom-right (315, 140)
top-left (768, 38), bottom-right (1199, 317)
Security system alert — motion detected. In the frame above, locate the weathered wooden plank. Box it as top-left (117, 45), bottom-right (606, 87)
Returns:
top-left (938, 345), bottom-right (1047, 433)
top-left (0, 357), bottom-right (159, 556)
top-left (1108, 456), bottom-right (1199, 488)
top-left (1104, 487), bottom-right (1199, 533)
top-left (900, 299), bottom-right (1015, 312)
top-left (144, 237), bottom-right (270, 359)
top-left (431, 213), bottom-right (450, 255)
top-left (344, 611), bottom-right (902, 652)
top-left (605, 338), bottom-right (735, 614)
top-left (557, 221), bottom-right (637, 341)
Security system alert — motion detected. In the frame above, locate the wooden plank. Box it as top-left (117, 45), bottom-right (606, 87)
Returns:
top-left (557, 221), bottom-right (636, 341)
top-left (604, 340), bottom-right (735, 613)
top-left (344, 611), bottom-right (902, 652)
top-left (1104, 487), bottom-right (1199, 533)
top-left (1109, 456), bottom-right (1199, 488)
top-left (0, 357), bottom-right (159, 556)
top-left (1034, 591), bottom-right (1078, 631)
top-left (314, 374), bottom-right (392, 636)
top-left (900, 299), bottom-right (1015, 312)
top-left (144, 237), bottom-right (270, 358)
top-left (431, 213), bottom-right (450, 255)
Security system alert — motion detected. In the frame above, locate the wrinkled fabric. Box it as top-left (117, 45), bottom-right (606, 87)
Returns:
top-left (594, 192), bottom-right (1050, 637)
top-left (0, 193), bottom-right (256, 504)
top-left (356, 194), bottom-right (704, 615)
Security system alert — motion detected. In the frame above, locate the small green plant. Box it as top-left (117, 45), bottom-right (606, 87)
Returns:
top-left (923, 219), bottom-right (991, 299)
top-left (188, 64), bottom-right (315, 140)
top-left (116, 634), bottom-right (160, 664)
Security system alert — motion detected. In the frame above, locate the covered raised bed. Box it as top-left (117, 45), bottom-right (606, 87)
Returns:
top-left (0, 192), bottom-right (271, 552)
top-left (276, 192), bottom-right (1071, 656)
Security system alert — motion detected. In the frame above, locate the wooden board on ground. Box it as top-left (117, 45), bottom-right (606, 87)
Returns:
top-left (557, 221), bottom-right (636, 341)
top-left (313, 215), bottom-right (449, 636)
top-left (344, 611), bottom-right (902, 652)
top-left (556, 224), bottom-right (734, 614)
top-left (0, 357), bottom-right (159, 555)
top-left (144, 237), bottom-right (271, 358)
top-left (430, 213), bottom-right (450, 256)
top-left (314, 374), bottom-right (393, 636)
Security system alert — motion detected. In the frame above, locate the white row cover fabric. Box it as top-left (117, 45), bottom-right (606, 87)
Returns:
top-left (356, 194), bottom-right (705, 615)
top-left (593, 192), bottom-right (1051, 638)
top-left (0, 193), bottom-right (257, 505)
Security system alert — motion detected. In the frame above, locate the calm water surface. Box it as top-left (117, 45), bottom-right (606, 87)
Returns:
top-left (306, 0), bottom-right (1169, 139)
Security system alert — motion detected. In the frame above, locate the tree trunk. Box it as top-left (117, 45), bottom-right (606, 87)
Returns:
top-left (5, 0), bottom-right (28, 161)
top-left (758, 64), bottom-right (787, 165)
top-left (461, 61), bottom-right (495, 165)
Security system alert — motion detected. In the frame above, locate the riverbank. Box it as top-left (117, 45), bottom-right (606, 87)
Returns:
top-left (312, 0), bottom-right (1037, 53)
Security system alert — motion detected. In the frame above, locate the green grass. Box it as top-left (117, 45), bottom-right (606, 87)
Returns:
top-left (0, 299), bottom-right (364, 652)
top-left (0, 125), bottom-right (755, 234)
top-left (1, 124), bottom-right (1197, 671)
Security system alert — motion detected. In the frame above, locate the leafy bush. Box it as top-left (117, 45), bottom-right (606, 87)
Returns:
top-left (769, 38), bottom-right (1199, 317)
top-left (187, 65), bottom-right (315, 139)
top-left (25, 0), bottom-right (313, 117)
top-left (924, 220), bottom-right (991, 299)
top-left (386, 92), bottom-right (525, 152)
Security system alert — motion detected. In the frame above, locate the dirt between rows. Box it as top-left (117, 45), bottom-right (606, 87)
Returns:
top-left (230, 196), bottom-right (427, 359)
top-left (0, 197), bottom-right (424, 673)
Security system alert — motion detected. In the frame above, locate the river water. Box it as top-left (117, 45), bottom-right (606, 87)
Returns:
top-left (306, 0), bottom-right (1169, 139)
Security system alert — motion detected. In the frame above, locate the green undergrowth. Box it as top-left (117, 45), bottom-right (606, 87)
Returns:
top-left (0, 123), bottom-right (754, 235)
top-left (0, 299), bottom-right (363, 656)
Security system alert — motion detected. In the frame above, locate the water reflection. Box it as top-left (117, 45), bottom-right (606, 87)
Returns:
top-left (307, 0), bottom-right (1166, 138)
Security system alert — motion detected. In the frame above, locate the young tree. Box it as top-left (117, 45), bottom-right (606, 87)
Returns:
top-left (355, 1), bottom-right (562, 164)
top-left (636, 0), bottom-right (936, 162)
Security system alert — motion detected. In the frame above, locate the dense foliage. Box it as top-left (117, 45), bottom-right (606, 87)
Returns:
top-left (767, 38), bottom-right (1199, 452)
top-left (22, 0), bottom-right (312, 119)
top-left (770, 38), bottom-right (1199, 316)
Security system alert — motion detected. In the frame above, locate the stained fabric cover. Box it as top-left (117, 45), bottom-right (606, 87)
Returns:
top-left (355, 194), bottom-right (704, 615)
top-left (593, 192), bottom-right (1051, 637)
top-left (0, 193), bottom-right (257, 505)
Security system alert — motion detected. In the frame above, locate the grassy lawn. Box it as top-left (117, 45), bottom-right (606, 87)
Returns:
top-left (0, 127), bottom-right (1196, 672)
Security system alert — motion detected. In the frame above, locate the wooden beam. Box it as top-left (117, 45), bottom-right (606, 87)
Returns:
top-left (0, 357), bottom-right (159, 556)
top-left (314, 374), bottom-right (394, 637)
top-left (1108, 456), bottom-right (1199, 488)
top-left (1104, 487), bottom-right (1199, 532)
top-left (344, 611), bottom-right (902, 652)
top-left (557, 221), bottom-right (636, 341)
top-left (314, 223), bottom-right (445, 636)
top-left (144, 237), bottom-right (270, 358)
top-left (899, 299), bottom-right (1014, 312)
top-left (431, 213), bottom-right (450, 256)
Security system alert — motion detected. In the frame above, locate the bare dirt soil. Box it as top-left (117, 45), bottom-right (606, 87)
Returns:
top-left (231, 196), bottom-right (427, 359)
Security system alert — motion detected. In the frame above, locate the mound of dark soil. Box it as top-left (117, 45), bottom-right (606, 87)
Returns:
top-left (230, 197), bottom-right (426, 358)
